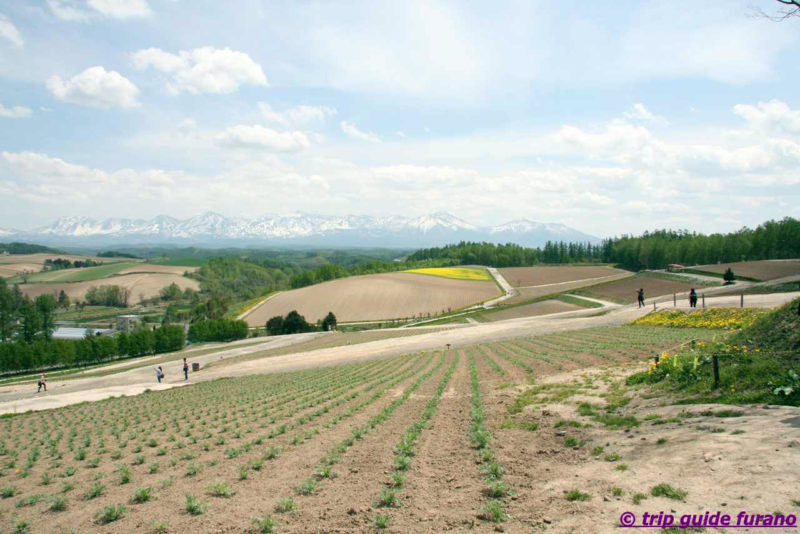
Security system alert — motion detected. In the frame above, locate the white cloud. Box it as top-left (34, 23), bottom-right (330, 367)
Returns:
top-left (216, 125), bottom-right (310, 151)
top-left (733, 99), bottom-right (800, 136)
top-left (0, 14), bottom-right (23, 48)
top-left (48, 0), bottom-right (151, 21)
top-left (622, 103), bottom-right (666, 124)
top-left (47, 0), bottom-right (90, 22)
top-left (46, 66), bottom-right (140, 108)
top-left (258, 103), bottom-right (336, 126)
top-left (131, 47), bottom-right (267, 94)
top-left (87, 0), bottom-right (151, 19)
top-left (0, 104), bottom-right (32, 119)
top-left (340, 120), bottom-right (380, 143)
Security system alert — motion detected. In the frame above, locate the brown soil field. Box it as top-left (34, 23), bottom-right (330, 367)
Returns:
top-left (244, 272), bottom-right (501, 325)
top-left (693, 259), bottom-right (800, 281)
top-left (579, 275), bottom-right (700, 304)
top-left (482, 299), bottom-right (583, 321)
top-left (499, 265), bottom-right (630, 287)
top-left (0, 263), bottom-right (42, 278)
top-left (0, 253), bottom-right (136, 265)
top-left (18, 273), bottom-right (199, 302)
top-left (6, 325), bottom-right (787, 534)
top-left (117, 264), bottom-right (199, 275)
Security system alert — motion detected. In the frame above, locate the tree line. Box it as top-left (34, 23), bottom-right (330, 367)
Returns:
top-left (0, 326), bottom-right (185, 374)
top-left (265, 311), bottom-right (337, 335)
top-left (43, 258), bottom-right (102, 271)
top-left (408, 217), bottom-right (800, 271)
top-left (187, 319), bottom-right (249, 343)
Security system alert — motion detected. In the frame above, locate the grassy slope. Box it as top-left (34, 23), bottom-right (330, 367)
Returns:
top-left (628, 297), bottom-right (800, 406)
top-left (8, 261), bottom-right (139, 283)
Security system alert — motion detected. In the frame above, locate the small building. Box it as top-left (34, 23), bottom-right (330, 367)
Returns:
top-left (117, 315), bottom-right (141, 333)
top-left (52, 327), bottom-right (113, 340)
top-left (666, 263), bottom-right (686, 273)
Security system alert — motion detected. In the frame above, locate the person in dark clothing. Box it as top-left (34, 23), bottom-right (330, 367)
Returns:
top-left (689, 288), bottom-right (697, 308)
top-left (183, 358), bottom-right (189, 380)
top-left (637, 288), bottom-right (645, 308)
top-left (37, 373), bottom-right (47, 392)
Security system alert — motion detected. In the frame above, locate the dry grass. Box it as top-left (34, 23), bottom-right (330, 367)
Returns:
top-left (244, 272), bottom-right (500, 324)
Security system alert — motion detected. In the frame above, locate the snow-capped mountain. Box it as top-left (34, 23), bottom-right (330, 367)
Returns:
top-left (6, 212), bottom-right (598, 248)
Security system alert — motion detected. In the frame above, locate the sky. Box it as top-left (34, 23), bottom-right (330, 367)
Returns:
top-left (0, 0), bottom-right (799, 238)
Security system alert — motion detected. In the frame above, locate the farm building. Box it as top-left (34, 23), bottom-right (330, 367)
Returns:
top-left (116, 314), bottom-right (141, 333)
top-left (52, 327), bottom-right (114, 340)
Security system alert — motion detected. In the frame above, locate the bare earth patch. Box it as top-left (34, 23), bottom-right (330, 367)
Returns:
top-left (499, 266), bottom-right (631, 287)
top-left (18, 273), bottom-right (199, 301)
top-left (244, 271), bottom-right (501, 324)
top-left (693, 260), bottom-right (800, 281)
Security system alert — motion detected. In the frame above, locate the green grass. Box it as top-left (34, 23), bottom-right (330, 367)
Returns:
top-left (94, 503), bottom-right (127, 524)
top-left (651, 483), bottom-right (688, 500)
top-left (252, 515), bottom-right (278, 533)
top-left (147, 257), bottom-right (206, 267)
top-left (11, 262), bottom-right (139, 283)
top-left (184, 494), bottom-right (207, 515)
top-left (564, 489), bottom-right (591, 502)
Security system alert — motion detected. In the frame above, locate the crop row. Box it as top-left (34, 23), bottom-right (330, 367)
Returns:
top-left (468, 349), bottom-right (511, 523)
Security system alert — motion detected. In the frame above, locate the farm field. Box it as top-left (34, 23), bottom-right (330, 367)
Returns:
top-left (8, 262), bottom-right (141, 283)
top-left (691, 259), bottom-right (800, 281)
top-left (401, 266), bottom-right (491, 281)
top-left (479, 298), bottom-right (584, 322)
top-left (243, 272), bottom-right (501, 325)
top-left (19, 273), bottom-right (199, 302)
top-left (575, 275), bottom-right (708, 305)
top-left (0, 325), bottom-right (722, 533)
top-left (499, 265), bottom-right (630, 287)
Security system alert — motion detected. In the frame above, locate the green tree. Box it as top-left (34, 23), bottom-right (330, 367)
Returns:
top-left (20, 298), bottom-right (40, 342)
top-left (265, 315), bottom-right (284, 336)
top-left (57, 289), bottom-right (70, 310)
top-left (723, 268), bottom-right (735, 283)
top-left (0, 280), bottom-right (14, 342)
top-left (321, 312), bottom-right (337, 331)
top-left (35, 294), bottom-right (57, 340)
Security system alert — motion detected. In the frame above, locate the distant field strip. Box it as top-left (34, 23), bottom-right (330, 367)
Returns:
top-left (402, 266), bottom-right (491, 281)
top-left (13, 262), bottom-right (140, 283)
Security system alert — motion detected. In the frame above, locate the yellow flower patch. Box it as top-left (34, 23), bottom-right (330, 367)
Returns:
top-left (403, 267), bottom-right (492, 281)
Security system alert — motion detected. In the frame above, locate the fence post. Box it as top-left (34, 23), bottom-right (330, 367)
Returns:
top-left (674, 293), bottom-right (676, 307)
top-left (712, 355), bottom-right (720, 389)
top-left (653, 301), bottom-right (656, 311)
top-left (702, 294), bottom-right (706, 309)
top-left (740, 294), bottom-right (744, 308)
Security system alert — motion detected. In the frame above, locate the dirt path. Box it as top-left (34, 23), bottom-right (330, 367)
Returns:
top-left (1, 291), bottom-right (796, 415)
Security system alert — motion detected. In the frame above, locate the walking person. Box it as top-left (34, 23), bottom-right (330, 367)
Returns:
top-left (155, 366), bottom-right (164, 384)
top-left (183, 358), bottom-right (189, 381)
top-left (37, 373), bottom-right (47, 393)
top-left (637, 288), bottom-right (645, 308)
top-left (689, 288), bottom-right (697, 308)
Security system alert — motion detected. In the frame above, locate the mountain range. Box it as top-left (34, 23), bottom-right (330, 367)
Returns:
top-left (0, 212), bottom-right (599, 248)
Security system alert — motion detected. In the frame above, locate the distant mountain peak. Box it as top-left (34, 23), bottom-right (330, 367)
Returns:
top-left (8, 212), bottom-right (598, 248)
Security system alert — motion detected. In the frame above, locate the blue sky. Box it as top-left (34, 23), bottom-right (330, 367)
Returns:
top-left (1, 0), bottom-right (799, 238)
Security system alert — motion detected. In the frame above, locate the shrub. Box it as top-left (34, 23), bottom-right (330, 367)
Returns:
top-left (94, 504), bottom-right (127, 524)
top-left (185, 494), bottom-right (207, 515)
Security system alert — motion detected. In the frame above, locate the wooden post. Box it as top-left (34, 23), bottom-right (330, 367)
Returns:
top-left (446, 343), bottom-right (451, 351)
top-left (653, 301), bottom-right (656, 311)
top-left (740, 294), bottom-right (744, 308)
top-left (712, 355), bottom-right (720, 389)
top-left (673, 293), bottom-right (676, 307)
top-left (702, 294), bottom-right (706, 309)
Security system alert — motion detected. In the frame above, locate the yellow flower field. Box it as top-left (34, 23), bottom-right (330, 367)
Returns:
top-left (403, 266), bottom-right (492, 281)
top-left (633, 308), bottom-right (767, 329)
